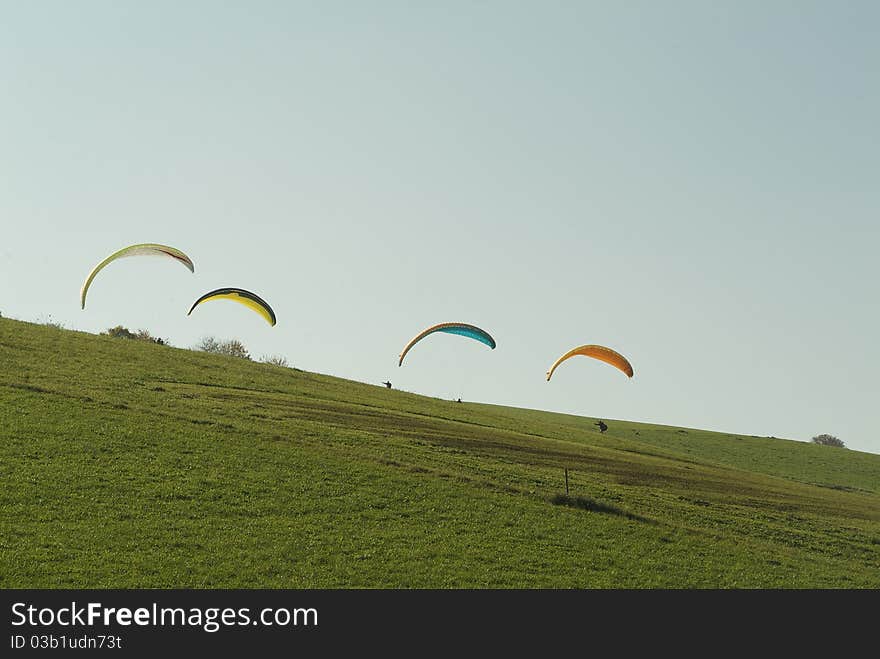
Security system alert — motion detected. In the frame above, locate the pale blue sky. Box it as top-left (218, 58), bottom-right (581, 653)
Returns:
top-left (2, 2), bottom-right (877, 453)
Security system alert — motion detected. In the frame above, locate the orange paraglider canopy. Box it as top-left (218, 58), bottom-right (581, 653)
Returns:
top-left (546, 344), bottom-right (634, 381)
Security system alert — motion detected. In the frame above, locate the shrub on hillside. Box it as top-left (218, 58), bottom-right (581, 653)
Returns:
top-left (260, 354), bottom-right (289, 368)
top-left (103, 325), bottom-right (167, 345)
top-left (196, 336), bottom-right (251, 360)
top-left (811, 434), bottom-right (845, 448)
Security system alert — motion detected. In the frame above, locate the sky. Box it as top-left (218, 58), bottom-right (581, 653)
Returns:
top-left (1, 1), bottom-right (877, 454)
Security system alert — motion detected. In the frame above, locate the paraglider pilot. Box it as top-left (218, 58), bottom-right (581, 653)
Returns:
top-left (595, 420), bottom-right (608, 433)
top-left (382, 381), bottom-right (392, 389)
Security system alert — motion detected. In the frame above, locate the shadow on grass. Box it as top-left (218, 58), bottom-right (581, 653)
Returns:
top-left (809, 481), bottom-right (873, 494)
top-left (550, 494), bottom-right (653, 524)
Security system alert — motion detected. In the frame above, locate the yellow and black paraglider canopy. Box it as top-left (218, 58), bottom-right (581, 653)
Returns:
top-left (187, 287), bottom-right (276, 326)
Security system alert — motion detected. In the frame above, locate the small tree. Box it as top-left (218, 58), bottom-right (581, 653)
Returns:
top-left (811, 434), bottom-right (845, 448)
top-left (220, 339), bottom-right (251, 360)
top-left (196, 336), bottom-right (220, 353)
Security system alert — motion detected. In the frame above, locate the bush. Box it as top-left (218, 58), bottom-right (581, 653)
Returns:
top-left (102, 325), bottom-right (167, 345)
top-left (104, 326), bottom-right (137, 340)
top-left (196, 336), bottom-right (251, 360)
top-left (811, 434), bottom-right (845, 448)
top-left (260, 355), bottom-right (289, 368)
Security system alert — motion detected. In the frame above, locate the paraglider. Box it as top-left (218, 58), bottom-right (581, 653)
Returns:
top-left (80, 243), bottom-right (194, 309)
top-left (546, 344), bottom-right (634, 380)
top-left (382, 381), bottom-right (392, 389)
top-left (187, 287), bottom-right (276, 326)
top-left (398, 322), bottom-right (496, 367)
top-left (595, 420), bottom-right (608, 433)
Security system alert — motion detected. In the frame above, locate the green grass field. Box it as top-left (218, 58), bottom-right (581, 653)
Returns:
top-left (1, 317), bottom-right (878, 588)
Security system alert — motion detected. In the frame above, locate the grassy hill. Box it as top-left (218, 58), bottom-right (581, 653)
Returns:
top-left (1, 317), bottom-right (878, 588)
